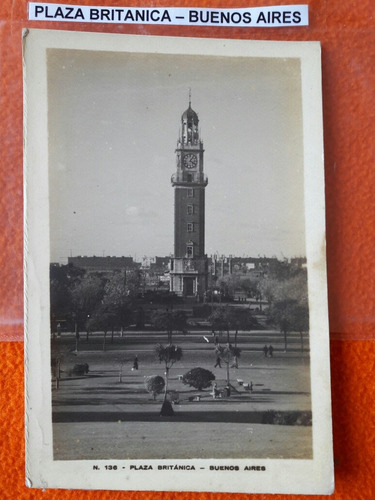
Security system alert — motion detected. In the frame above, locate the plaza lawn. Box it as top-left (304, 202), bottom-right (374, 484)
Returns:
top-left (53, 421), bottom-right (312, 460)
top-left (52, 334), bottom-right (312, 460)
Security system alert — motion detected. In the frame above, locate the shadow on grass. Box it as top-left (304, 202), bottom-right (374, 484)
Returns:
top-left (59, 375), bottom-right (103, 381)
top-left (52, 409), bottom-right (311, 425)
top-left (58, 375), bottom-right (145, 383)
top-left (77, 385), bottom-right (144, 392)
top-left (52, 395), bottom-right (274, 406)
top-left (52, 410), bottom-right (264, 423)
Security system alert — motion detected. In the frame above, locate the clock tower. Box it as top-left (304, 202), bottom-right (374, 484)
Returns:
top-left (170, 96), bottom-right (208, 299)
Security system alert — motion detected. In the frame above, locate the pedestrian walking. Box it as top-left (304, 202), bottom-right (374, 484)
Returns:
top-left (212, 382), bottom-right (218, 399)
top-left (132, 355), bottom-right (139, 370)
top-left (249, 381), bottom-right (253, 393)
top-left (214, 355), bottom-right (222, 368)
top-left (268, 345), bottom-right (274, 357)
top-left (263, 344), bottom-right (268, 357)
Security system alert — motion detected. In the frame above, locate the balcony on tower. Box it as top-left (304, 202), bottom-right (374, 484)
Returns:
top-left (171, 172), bottom-right (208, 186)
top-left (176, 139), bottom-right (204, 150)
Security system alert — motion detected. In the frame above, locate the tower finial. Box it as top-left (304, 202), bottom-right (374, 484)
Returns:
top-left (188, 88), bottom-right (191, 107)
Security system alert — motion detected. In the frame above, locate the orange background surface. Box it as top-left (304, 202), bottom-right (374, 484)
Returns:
top-left (0, 0), bottom-right (374, 498)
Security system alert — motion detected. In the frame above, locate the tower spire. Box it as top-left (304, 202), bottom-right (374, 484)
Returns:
top-left (188, 87), bottom-right (191, 107)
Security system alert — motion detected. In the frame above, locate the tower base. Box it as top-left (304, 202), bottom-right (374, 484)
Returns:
top-left (170, 257), bottom-right (208, 301)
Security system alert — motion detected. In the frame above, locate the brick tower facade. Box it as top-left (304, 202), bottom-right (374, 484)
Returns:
top-left (170, 96), bottom-right (208, 299)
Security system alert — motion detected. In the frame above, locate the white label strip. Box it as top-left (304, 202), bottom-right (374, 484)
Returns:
top-left (28, 3), bottom-right (308, 27)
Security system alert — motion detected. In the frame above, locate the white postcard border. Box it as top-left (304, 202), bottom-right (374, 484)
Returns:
top-left (24, 29), bottom-right (333, 494)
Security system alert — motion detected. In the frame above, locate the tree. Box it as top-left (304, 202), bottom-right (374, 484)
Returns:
top-left (258, 276), bottom-right (279, 308)
top-left (292, 303), bottom-right (309, 353)
top-left (209, 307), bottom-right (245, 368)
top-left (239, 278), bottom-right (258, 300)
top-left (86, 303), bottom-right (117, 351)
top-left (50, 264), bottom-right (84, 333)
top-left (155, 343), bottom-right (182, 415)
top-left (172, 310), bottom-right (188, 334)
top-left (117, 357), bottom-right (127, 383)
top-left (152, 309), bottom-right (188, 343)
top-left (220, 273), bottom-right (241, 298)
top-left (144, 375), bottom-right (165, 400)
top-left (152, 310), bottom-right (173, 343)
top-left (102, 271), bottom-right (134, 337)
top-left (50, 275), bottom-right (71, 321)
top-left (208, 307), bottom-right (229, 336)
top-left (226, 308), bottom-right (253, 368)
top-left (182, 368), bottom-right (215, 391)
top-left (125, 269), bottom-right (143, 298)
top-left (71, 274), bottom-right (106, 342)
top-left (152, 307), bottom-right (185, 415)
top-left (273, 270), bottom-right (308, 304)
top-left (209, 307), bottom-right (242, 388)
top-left (215, 343), bottom-right (241, 388)
top-left (269, 299), bottom-right (296, 351)
top-left (266, 268), bottom-right (309, 351)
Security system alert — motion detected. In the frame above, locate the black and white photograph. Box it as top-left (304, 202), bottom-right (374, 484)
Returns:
top-left (24, 30), bottom-right (333, 494)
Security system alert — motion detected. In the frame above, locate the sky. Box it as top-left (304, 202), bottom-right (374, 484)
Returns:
top-left (48, 48), bottom-right (305, 263)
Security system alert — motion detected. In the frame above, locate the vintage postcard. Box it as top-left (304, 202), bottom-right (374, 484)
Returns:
top-left (24, 29), bottom-right (333, 494)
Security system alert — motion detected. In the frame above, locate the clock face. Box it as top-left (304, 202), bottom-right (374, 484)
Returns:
top-left (183, 154), bottom-right (198, 169)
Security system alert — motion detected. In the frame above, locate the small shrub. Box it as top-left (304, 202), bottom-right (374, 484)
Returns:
top-left (274, 412), bottom-right (294, 425)
top-left (262, 410), bottom-right (276, 424)
top-left (192, 305), bottom-right (212, 318)
top-left (295, 412), bottom-right (312, 426)
top-left (144, 375), bottom-right (165, 400)
top-left (72, 363), bottom-right (89, 375)
top-left (182, 367), bottom-right (215, 391)
top-left (262, 410), bottom-right (312, 426)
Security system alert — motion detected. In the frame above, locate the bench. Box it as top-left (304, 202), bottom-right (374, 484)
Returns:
top-left (188, 395), bottom-right (201, 402)
top-left (169, 391), bottom-right (180, 404)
